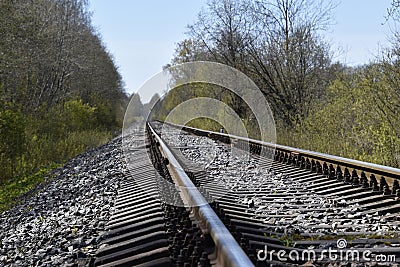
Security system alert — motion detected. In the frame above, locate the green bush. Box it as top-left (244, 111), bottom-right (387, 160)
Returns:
top-left (279, 66), bottom-right (400, 168)
top-left (0, 163), bottom-right (60, 212)
top-left (63, 99), bottom-right (97, 132)
top-left (0, 106), bottom-right (26, 179)
top-left (56, 130), bottom-right (111, 159)
top-left (0, 97), bottom-right (118, 211)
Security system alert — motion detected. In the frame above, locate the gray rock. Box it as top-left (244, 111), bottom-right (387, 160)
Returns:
top-left (0, 136), bottom-right (126, 266)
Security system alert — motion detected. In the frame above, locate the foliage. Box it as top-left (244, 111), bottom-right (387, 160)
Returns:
top-left (161, 0), bottom-right (400, 168)
top-left (0, 105), bottom-right (26, 177)
top-left (151, 83), bottom-right (261, 139)
top-left (0, 0), bottom-right (127, 209)
top-left (125, 94), bottom-right (145, 124)
top-left (186, 118), bottom-right (224, 133)
top-left (281, 65), bottom-right (400, 167)
top-left (63, 99), bottom-right (97, 131)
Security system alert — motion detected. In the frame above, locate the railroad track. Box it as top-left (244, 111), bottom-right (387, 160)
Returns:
top-left (94, 121), bottom-right (400, 267)
top-left (94, 123), bottom-right (252, 267)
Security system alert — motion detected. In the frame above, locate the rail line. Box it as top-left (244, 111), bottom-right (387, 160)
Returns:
top-left (93, 121), bottom-right (400, 266)
top-left (94, 123), bottom-right (253, 267)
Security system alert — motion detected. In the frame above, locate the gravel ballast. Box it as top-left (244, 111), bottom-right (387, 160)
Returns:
top-left (0, 137), bottom-right (126, 267)
top-left (161, 125), bottom-right (400, 240)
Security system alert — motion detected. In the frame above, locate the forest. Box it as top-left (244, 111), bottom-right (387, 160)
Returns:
top-left (0, 0), bottom-right (127, 210)
top-left (142, 0), bottom-right (400, 169)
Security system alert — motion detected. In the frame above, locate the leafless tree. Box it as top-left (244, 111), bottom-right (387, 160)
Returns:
top-left (178, 0), bottom-right (336, 127)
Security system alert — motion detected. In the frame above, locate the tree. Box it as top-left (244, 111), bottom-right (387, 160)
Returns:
top-left (125, 93), bottom-right (144, 122)
top-left (247, 0), bottom-right (335, 127)
top-left (175, 0), bottom-right (336, 128)
top-left (387, 0), bottom-right (400, 20)
top-left (294, 65), bottom-right (400, 167)
top-left (187, 0), bottom-right (255, 70)
top-left (143, 93), bottom-right (161, 120)
top-left (0, 0), bottom-right (127, 181)
top-left (171, 39), bottom-right (211, 65)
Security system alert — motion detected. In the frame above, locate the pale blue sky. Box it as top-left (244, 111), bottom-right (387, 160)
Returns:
top-left (89, 1), bottom-right (393, 101)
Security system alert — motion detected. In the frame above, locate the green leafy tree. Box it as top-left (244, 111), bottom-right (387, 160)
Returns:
top-left (0, 0), bottom-right (127, 185)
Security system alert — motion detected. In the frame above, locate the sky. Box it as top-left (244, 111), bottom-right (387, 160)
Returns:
top-left (89, 0), bottom-right (394, 102)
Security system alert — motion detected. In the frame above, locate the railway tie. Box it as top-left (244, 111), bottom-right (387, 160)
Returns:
top-left (153, 121), bottom-right (400, 266)
top-left (92, 121), bottom-right (400, 266)
top-left (94, 124), bottom-right (253, 267)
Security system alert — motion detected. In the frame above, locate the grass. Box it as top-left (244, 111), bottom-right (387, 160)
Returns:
top-left (0, 129), bottom-right (113, 214)
top-left (0, 163), bottom-right (61, 213)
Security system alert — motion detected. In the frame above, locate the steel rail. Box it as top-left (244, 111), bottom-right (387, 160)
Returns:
top-left (147, 123), bottom-right (255, 267)
top-left (160, 121), bottom-right (400, 179)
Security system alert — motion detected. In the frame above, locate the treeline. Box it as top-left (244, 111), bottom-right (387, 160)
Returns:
top-left (0, 0), bottom-right (127, 181)
top-left (155, 0), bottom-right (400, 167)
